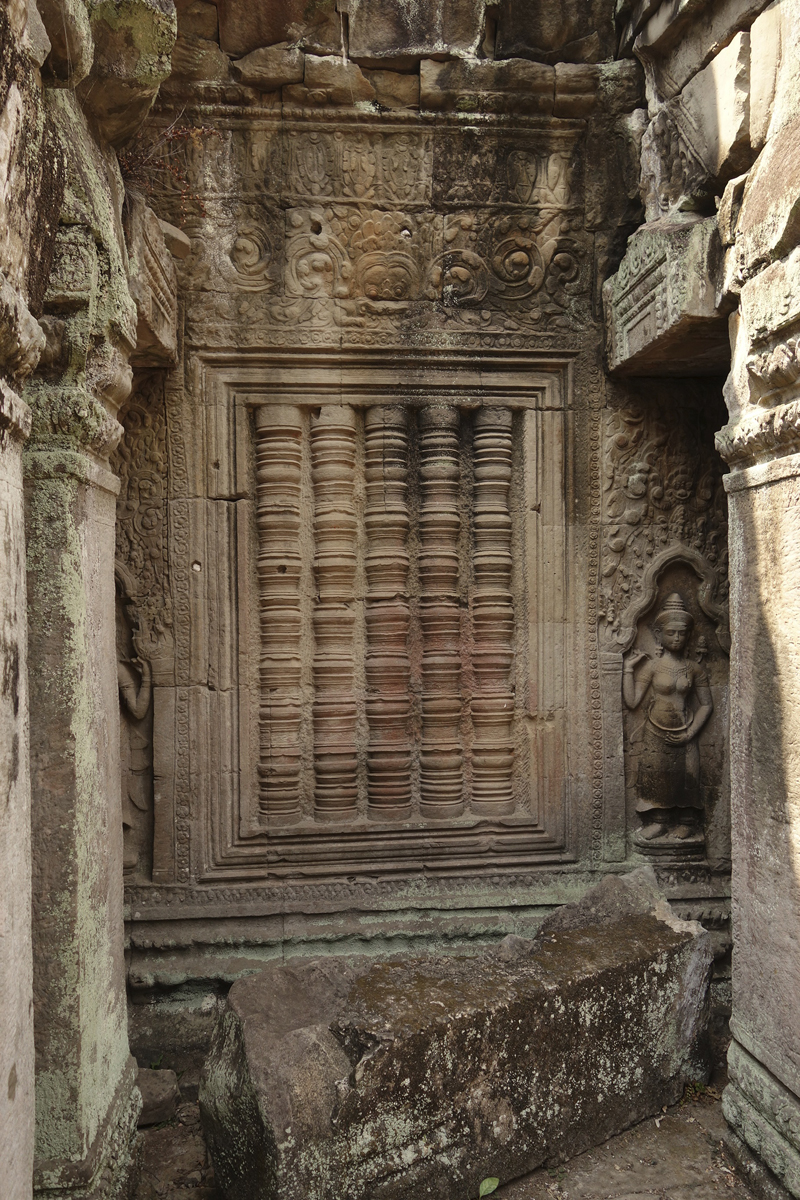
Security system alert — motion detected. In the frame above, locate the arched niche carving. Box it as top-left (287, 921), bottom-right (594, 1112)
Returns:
top-left (616, 546), bottom-right (730, 656)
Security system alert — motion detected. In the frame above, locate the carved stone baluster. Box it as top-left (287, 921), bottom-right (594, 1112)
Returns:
top-left (471, 407), bottom-right (515, 814)
top-left (311, 406), bottom-right (358, 820)
top-left (364, 406), bottom-right (412, 820)
top-left (419, 406), bottom-right (464, 818)
top-left (254, 405), bottom-right (303, 821)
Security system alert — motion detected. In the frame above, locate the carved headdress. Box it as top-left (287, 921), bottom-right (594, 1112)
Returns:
top-left (654, 592), bottom-right (693, 630)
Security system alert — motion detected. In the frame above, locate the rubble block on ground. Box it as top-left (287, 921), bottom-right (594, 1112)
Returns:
top-left (199, 870), bottom-right (713, 1200)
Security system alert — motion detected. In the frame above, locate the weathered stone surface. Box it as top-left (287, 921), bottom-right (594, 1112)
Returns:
top-left (736, 114), bottom-right (800, 271)
top-left (137, 1068), bottom-right (180, 1127)
top-left (176, 0), bottom-right (219, 41)
top-left (679, 32), bottom-right (752, 179)
top-left (37, 0), bottom-right (94, 87)
top-left (304, 54), bottom-right (376, 105)
top-left (233, 43), bottom-right (305, 92)
top-left (170, 32), bottom-right (231, 82)
top-left (78, 0), bottom-right (177, 147)
top-left (347, 0), bottom-right (485, 64)
top-left (216, 0), bottom-right (340, 59)
top-left (748, 0), bottom-right (781, 152)
top-left (633, 0), bottom-right (765, 104)
top-left (200, 873), bottom-right (712, 1200)
top-left (365, 67), bottom-right (419, 109)
top-left (604, 215), bottom-right (729, 375)
top-left (0, 10), bottom-right (65, 1195)
top-left (494, 0), bottom-right (615, 64)
top-left (420, 57), bottom-right (555, 114)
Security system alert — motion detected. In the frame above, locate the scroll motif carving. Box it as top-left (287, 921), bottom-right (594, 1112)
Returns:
top-left (255, 406), bottom-right (303, 821)
top-left (364, 406), bottom-right (412, 820)
top-left (311, 406), bottom-right (359, 820)
top-left (419, 406), bottom-right (463, 819)
top-left (471, 408), bottom-right (515, 815)
top-left (600, 401), bottom-right (728, 649)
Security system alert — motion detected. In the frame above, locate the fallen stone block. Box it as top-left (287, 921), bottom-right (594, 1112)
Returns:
top-left (199, 870), bottom-right (712, 1200)
top-left (138, 1067), bottom-right (181, 1127)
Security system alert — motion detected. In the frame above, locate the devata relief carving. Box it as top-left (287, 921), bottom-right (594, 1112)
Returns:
top-left (600, 391), bottom-right (730, 866)
top-left (623, 593), bottom-right (713, 848)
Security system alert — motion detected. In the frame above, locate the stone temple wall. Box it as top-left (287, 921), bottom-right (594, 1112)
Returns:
top-left (118, 0), bottom-right (732, 1009)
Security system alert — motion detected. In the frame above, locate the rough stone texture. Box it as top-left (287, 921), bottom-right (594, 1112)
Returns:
top-left (6, 4), bottom-right (176, 1191)
top-left (199, 873), bottom-right (712, 1200)
top-left (494, 0), bottom-right (616, 64)
top-left (232, 44), bottom-right (305, 92)
top-left (216, 0), bottom-right (341, 59)
top-left (633, 0), bottom-right (765, 105)
top-left (37, 0), bottom-right (94, 87)
top-left (420, 57), bottom-right (556, 114)
top-left (77, 0), bottom-right (177, 148)
top-left (137, 1069), bottom-right (180, 1127)
top-left (124, 193), bottom-right (179, 367)
top-left (0, 6), bottom-right (63, 1196)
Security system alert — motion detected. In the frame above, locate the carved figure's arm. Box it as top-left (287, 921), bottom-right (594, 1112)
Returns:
top-left (118, 658), bottom-right (152, 721)
top-left (687, 677), bottom-right (713, 739)
top-left (622, 651), bottom-right (651, 709)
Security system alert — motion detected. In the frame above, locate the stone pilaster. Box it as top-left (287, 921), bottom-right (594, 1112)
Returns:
top-left (25, 91), bottom-right (142, 1200)
top-left (717, 342), bottom-right (800, 1200)
top-left (0, 2), bottom-right (64, 1194)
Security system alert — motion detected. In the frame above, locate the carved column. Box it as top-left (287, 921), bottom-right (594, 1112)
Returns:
top-left (364, 406), bottom-right (412, 820)
top-left (419, 406), bottom-right (463, 819)
top-left (311, 406), bottom-right (358, 820)
top-left (254, 405), bottom-right (303, 821)
top-left (471, 408), bottom-right (515, 815)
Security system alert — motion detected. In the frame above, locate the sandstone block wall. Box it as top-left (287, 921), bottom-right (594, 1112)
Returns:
top-left (106, 0), bottom-right (732, 1030)
top-left (607, 0), bottom-right (800, 1194)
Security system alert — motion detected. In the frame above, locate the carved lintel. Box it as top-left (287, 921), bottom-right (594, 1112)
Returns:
top-left (255, 405), bottom-right (303, 821)
top-left (471, 407), bottom-right (515, 815)
top-left (603, 217), bottom-right (728, 377)
top-left (419, 405), bottom-right (463, 819)
top-left (364, 406), bottom-right (412, 820)
top-left (311, 406), bottom-right (358, 820)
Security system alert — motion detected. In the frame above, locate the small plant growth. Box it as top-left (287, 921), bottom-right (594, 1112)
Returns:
top-left (119, 114), bottom-right (218, 224)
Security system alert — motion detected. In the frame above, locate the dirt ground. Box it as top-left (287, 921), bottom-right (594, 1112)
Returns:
top-left (134, 1084), bottom-right (753, 1200)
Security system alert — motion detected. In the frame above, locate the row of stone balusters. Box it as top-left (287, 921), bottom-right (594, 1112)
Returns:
top-left (254, 403), bottom-right (515, 823)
